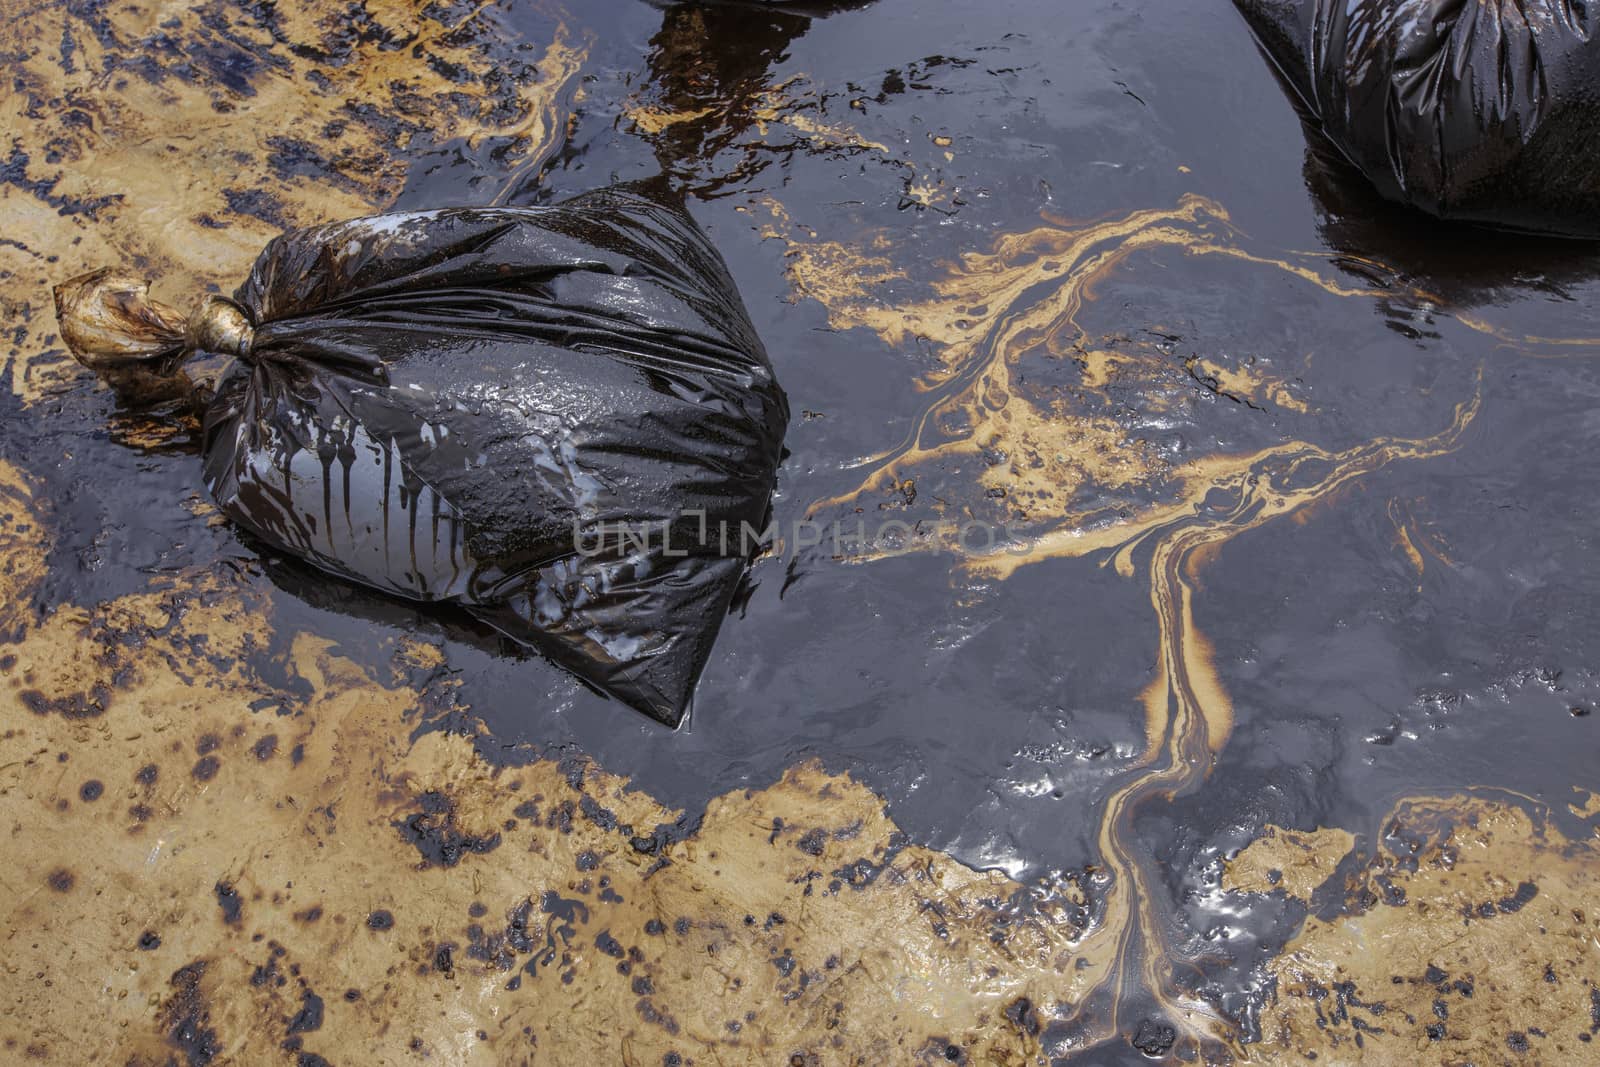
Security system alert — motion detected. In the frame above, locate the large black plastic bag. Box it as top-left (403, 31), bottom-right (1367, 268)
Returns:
top-left (1233, 0), bottom-right (1600, 238)
top-left (55, 183), bottom-right (789, 725)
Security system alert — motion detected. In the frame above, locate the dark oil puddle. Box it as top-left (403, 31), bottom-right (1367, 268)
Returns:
top-left (5, 0), bottom-right (1600, 1061)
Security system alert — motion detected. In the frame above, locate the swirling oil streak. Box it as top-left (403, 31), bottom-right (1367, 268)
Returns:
top-left (794, 194), bottom-right (1484, 530)
top-left (1027, 397), bottom-right (1481, 1054)
top-left (802, 195), bottom-right (1244, 515)
top-left (789, 195), bottom-right (1488, 1055)
top-left (489, 23), bottom-right (593, 207)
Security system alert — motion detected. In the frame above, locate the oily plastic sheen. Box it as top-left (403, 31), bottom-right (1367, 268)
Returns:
top-left (1232, 0), bottom-right (1600, 237)
top-left (89, 183), bottom-right (788, 725)
top-left (216, 183), bottom-right (787, 724)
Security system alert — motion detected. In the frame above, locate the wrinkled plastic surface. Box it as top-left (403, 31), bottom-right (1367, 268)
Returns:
top-left (1233, 0), bottom-right (1600, 237)
top-left (203, 183), bottom-right (788, 724)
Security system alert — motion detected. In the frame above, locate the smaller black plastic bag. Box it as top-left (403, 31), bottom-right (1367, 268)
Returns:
top-left (1233, 0), bottom-right (1600, 238)
top-left (55, 183), bottom-right (789, 724)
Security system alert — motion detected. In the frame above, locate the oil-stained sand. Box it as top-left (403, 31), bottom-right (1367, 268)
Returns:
top-left (0, 458), bottom-right (1103, 1063)
top-left (1237, 798), bottom-right (1600, 1064)
top-left (2, 469), bottom-right (1594, 1064)
top-left (1, 0), bottom-right (585, 403)
top-left (4, 0), bottom-right (1600, 1063)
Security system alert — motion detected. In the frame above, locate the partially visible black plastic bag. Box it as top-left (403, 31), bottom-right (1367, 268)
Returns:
top-left (1233, 0), bottom-right (1600, 238)
top-left (54, 183), bottom-right (789, 725)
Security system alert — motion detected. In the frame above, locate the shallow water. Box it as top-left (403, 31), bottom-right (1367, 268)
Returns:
top-left (4, 0), bottom-right (1600, 1063)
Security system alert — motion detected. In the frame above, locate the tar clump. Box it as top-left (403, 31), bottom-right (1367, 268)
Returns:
top-left (53, 182), bottom-right (789, 724)
top-left (1233, 0), bottom-right (1600, 237)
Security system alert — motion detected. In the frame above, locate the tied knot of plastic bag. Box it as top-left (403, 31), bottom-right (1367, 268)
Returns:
top-left (53, 267), bottom-right (255, 377)
top-left (187, 296), bottom-right (255, 362)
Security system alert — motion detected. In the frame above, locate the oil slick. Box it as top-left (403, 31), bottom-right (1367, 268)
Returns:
top-left (774, 189), bottom-right (1521, 1057)
top-left (787, 193), bottom-right (1481, 549)
top-left (3, 0), bottom-right (1600, 1062)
